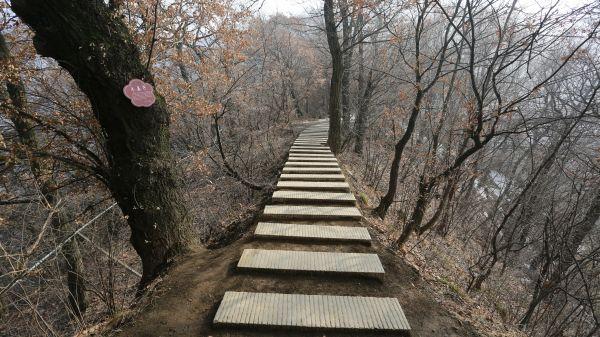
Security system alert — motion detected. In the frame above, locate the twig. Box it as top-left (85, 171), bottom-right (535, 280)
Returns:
top-left (0, 203), bottom-right (118, 297)
top-left (145, 0), bottom-right (160, 73)
top-left (76, 232), bottom-right (141, 277)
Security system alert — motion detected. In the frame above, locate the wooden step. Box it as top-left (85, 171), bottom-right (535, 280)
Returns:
top-left (276, 181), bottom-right (349, 192)
top-left (290, 146), bottom-right (333, 154)
top-left (292, 144), bottom-right (331, 150)
top-left (271, 190), bottom-right (355, 204)
top-left (290, 149), bottom-right (332, 154)
top-left (255, 222), bottom-right (370, 242)
top-left (238, 249), bottom-right (384, 275)
top-left (282, 167), bottom-right (341, 174)
top-left (294, 142), bottom-right (326, 146)
top-left (279, 174), bottom-right (345, 182)
top-left (262, 205), bottom-right (361, 220)
top-left (213, 292), bottom-right (411, 331)
top-left (287, 157), bottom-right (338, 162)
top-left (292, 144), bottom-right (330, 146)
top-left (287, 153), bottom-right (335, 157)
top-left (285, 162), bottom-right (339, 167)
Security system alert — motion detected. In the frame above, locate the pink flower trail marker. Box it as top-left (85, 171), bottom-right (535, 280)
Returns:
top-left (123, 79), bottom-right (156, 107)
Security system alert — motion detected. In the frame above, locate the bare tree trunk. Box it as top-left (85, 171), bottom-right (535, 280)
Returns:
top-left (373, 1), bottom-right (438, 219)
top-left (12, 0), bottom-right (193, 287)
top-left (373, 89), bottom-right (424, 218)
top-left (0, 32), bottom-right (87, 316)
top-left (324, 0), bottom-right (343, 153)
top-left (340, 0), bottom-right (354, 134)
top-left (288, 82), bottom-right (304, 117)
top-left (354, 70), bottom-right (373, 155)
top-left (353, 12), bottom-right (373, 155)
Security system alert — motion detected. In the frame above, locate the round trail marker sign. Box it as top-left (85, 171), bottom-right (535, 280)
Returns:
top-left (123, 79), bottom-right (156, 107)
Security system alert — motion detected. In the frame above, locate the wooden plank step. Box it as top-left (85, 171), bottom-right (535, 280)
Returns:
top-left (271, 190), bottom-right (355, 204)
top-left (277, 181), bottom-right (349, 192)
top-left (255, 222), bottom-right (370, 242)
top-left (238, 249), bottom-right (384, 275)
top-left (287, 153), bottom-right (335, 157)
top-left (279, 174), bottom-right (345, 181)
top-left (290, 147), bottom-right (333, 154)
top-left (213, 292), bottom-right (411, 331)
top-left (262, 205), bottom-right (361, 220)
top-left (295, 141), bottom-right (327, 144)
top-left (282, 167), bottom-right (341, 173)
top-left (287, 157), bottom-right (338, 162)
top-left (285, 162), bottom-right (339, 167)
top-left (290, 146), bottom-right (330, 150)
top-left (289, 152), bottom-right (332, 156)
top-left (294, 142), bottom-right (326, 146)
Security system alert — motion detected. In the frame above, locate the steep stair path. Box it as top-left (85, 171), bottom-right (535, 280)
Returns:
top-left (212, 121), bottom-right (411, 334)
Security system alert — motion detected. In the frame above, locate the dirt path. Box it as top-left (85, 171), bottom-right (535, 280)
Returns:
top-left (108, 122), bottom-right (480, 336)
top-left (108, 216), bottom-right (480, 337)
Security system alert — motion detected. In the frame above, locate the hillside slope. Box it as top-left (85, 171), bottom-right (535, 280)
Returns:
top-left (106, 218), bottom-right (481, 337)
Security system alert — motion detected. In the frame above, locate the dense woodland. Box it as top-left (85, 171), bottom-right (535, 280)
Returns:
top-left (0, 0), bottom-right (599, 336)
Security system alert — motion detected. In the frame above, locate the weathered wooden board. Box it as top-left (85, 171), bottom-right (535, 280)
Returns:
top-left (262, 205), bottom-right (362, 220)
top-left (279, 174), bottom-right (345, 182)
top-left (238, 249), bottom-right (384, 275)
top-left (271, 190), bottom-right (355, 204)
top-left (276, 181), bottom-right (349, 191)
top-left (287, 157), bottom-right (338, 162)
top-left (282, 167), bottom-right (342, 174)
top-left (271, 191), bottom-right (356, 205)
top-left (214, 292), bottom-right (411, 331)
top-left (289, 149), bottom-right (332, 154)
top-left (285, 162), bottom-right (339, 167)
top-left (287, 153), bottom-right (335, 157)
top-left (255, 222), bottom-right (370, 242)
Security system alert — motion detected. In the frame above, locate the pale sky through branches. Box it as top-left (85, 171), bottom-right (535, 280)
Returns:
top-left (258, 0), bottom-right (590, 16)
top-left (259, 0), bottom-right (320, 16)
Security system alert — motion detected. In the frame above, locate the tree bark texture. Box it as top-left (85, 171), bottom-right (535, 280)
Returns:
top-left (11, 0), bottom-right (193, 287)
top-left (324, 0), bottom-right (343, 153)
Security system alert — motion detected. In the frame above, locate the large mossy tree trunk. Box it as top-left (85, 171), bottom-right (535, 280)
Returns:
top-left (0, 32), bottom-right (87, 316)
top-left (324, 0), bottom-right (343, 154)
top-left (11, 0), bottom-right (193, 287)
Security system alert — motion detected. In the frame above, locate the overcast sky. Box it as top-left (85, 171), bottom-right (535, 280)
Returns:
top-left (258, 0), bottom-right (320, 16)
top-left (257, 0), bottom-right (590, 16)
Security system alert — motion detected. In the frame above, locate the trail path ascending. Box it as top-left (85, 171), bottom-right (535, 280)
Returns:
top-left (213, 121), bottom-right (411, 333)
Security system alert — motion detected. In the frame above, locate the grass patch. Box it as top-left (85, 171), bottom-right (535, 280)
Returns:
top-left (438, 276), bottom-right (466, 299)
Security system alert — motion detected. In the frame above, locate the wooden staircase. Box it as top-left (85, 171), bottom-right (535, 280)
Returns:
top-left (213, 120), bottom-right (411, 333)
